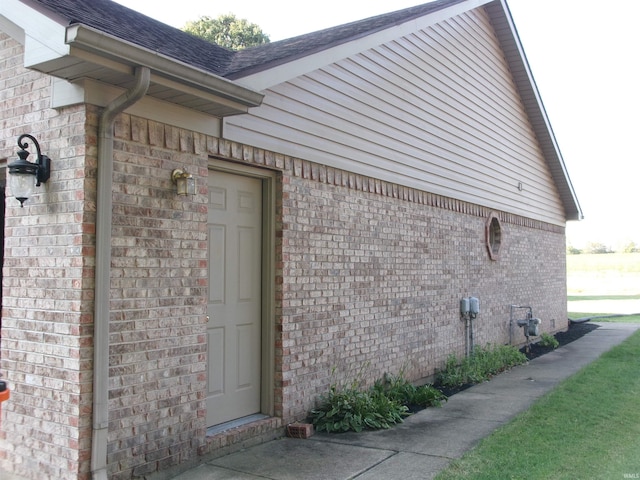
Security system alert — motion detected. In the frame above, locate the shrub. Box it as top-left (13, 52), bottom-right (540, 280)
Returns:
top-left (437, 344), bottom-right (527, 388)
top-left (309, 368), bottom-right (447, 433)
top-left (309, 385), bottom-right (408, 433)
top-left (539, 332), bottom-right (560, 349)
top-left (373, 372), bottom-right (447, 408)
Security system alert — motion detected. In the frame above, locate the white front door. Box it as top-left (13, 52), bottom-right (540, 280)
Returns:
top-left (207, 170), bottom-right (262, 426)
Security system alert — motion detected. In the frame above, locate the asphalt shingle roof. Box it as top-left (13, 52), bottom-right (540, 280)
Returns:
top-left (30, 0), bottom-right (464, 79)
top-left (226, 0), bottom-right (465, 78)
top-left (31, 0), bottom-right (235, 74)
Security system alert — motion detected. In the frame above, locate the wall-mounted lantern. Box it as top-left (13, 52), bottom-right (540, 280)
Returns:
top-left (171, 168), bottom-right (196, 196)
top-left (8, 134), bottom-right (51, 207)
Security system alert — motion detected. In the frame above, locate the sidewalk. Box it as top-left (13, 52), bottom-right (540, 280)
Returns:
top-left (170, 322), bottom-right (640, 480)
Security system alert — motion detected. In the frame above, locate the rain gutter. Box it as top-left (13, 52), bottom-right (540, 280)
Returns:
top-left (65, 24), bottom-right (264, 110)
top-left (91, 66), bottom-right (150, 480)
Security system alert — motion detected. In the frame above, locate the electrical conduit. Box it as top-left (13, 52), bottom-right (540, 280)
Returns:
top-left (92, 66), bottom-right (150, 480)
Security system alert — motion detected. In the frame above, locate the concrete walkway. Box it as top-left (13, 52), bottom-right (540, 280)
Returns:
top-left (170, 322), bottom-right (640, 480)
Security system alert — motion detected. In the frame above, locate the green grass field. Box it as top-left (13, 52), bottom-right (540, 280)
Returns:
top-left (567, 253), bottom-right (640, 319)
top-left (567, 252), bottom-right (640, 295)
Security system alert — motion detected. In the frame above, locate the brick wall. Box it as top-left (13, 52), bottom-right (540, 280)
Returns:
top-left (0, 33), bottom-right (95, 479)
top-left (275, 161), bottom-right (567, 423)
top-left (1, 29), bottom-right (568, 479)
top-left (106, 113), bottom-right (209, 479)
top-left (0, 32), bottom-right (211, 479)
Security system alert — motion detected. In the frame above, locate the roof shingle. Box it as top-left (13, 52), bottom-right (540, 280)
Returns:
top-left (225, 0), bottom-right (465, 78)
top-left (30, 0), bottom-right (464, 79)
top-left (31, 0), bottom-right (235, 74)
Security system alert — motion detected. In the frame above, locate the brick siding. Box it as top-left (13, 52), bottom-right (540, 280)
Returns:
top-left (1, 31), bottom-right (568, 480)
top-left (105, 113), bottom-right (210, 479)
top-left (0, 33), bottom-right (95, 479)
top-left (276, 166), bottom-right (566, 422)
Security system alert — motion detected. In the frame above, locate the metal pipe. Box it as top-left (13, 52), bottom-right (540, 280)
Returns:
top-left (509, 305), bottom-right (532, 345)
top-left (91, 66), bottom-right (150, 480)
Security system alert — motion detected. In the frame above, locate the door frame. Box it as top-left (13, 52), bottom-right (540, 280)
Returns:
top-left (208, 158), bottom-right (276, 418)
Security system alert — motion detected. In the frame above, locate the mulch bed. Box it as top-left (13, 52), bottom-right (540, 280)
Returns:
top-left (434, 321), bottom-right (600, 398)
top-left (521, 321), bottom-right (599, 360)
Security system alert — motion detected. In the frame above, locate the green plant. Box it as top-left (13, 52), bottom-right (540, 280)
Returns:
top-left (373, 372), bottom-right (447, 408)
top-left (309, 365), bottom-right (449, 433)
top-left (539, 332), bottom-right (560, 349)
top-left (309, 385), bottom-right (408, 433)
top-left (437, 344), bottom-right (527, 388)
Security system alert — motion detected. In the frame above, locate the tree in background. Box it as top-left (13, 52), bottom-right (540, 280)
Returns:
top-left (584, 242), bottom-right (613, 254)
top-left (566, 244), bottom-right (582, 255)
top-left (621, 241), bottom-right (639, 253)
top-left (183, 14), bottom-right (270, 50)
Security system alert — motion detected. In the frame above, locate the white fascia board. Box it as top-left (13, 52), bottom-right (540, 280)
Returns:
top-left (0, 13), bottom-right (25, 44)
top-left (0, 0), bottom-right (69, 66)
top-left (234, 0), bottom-right (492, 91)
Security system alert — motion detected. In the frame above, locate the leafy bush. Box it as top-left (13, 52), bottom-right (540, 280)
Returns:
top-left (373, 372), bottom-right (447, 408)
top-left (309, 385), bottom-right (408, 433)
top-left (539, 332), bottom-right (560, 349)
top-left (309, 368), bottom-right (448, 433)
top-left (437, 344), bottom-right (527, 388)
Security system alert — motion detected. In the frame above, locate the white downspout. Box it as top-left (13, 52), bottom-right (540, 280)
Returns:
top-left (92, 66), bottom-right (150, 480)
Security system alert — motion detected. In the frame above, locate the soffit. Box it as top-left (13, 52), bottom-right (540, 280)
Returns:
top-left (1, 0), bottom-right (262, 117)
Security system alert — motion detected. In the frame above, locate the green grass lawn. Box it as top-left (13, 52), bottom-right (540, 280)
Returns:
top-left (567, 294), bottom-right (640, 302)
top-left (435, 330), bottom-right (640, 479)
top-left (567, 253), bottom-right (640, 318)
top-left (568, 313), bottom-right (640, 323)
top-left (568, 308), bottom-right (640, 322)
top-left (567, 252), bottom-right (640, 273)
top-left (567, 293), bottom-right (640, 322)
top-left (567, 252), bottom-right (640, 295)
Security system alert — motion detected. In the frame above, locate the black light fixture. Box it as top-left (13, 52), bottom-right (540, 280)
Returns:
top-left (8, 134), bottom-right (51, 207)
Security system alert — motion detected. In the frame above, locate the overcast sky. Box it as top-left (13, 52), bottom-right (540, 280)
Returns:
top-left (115, 0), bottom-right (640, 250)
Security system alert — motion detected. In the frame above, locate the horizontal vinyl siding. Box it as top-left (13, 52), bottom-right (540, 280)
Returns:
top-left (225, 8), bottom-right (566, 225)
